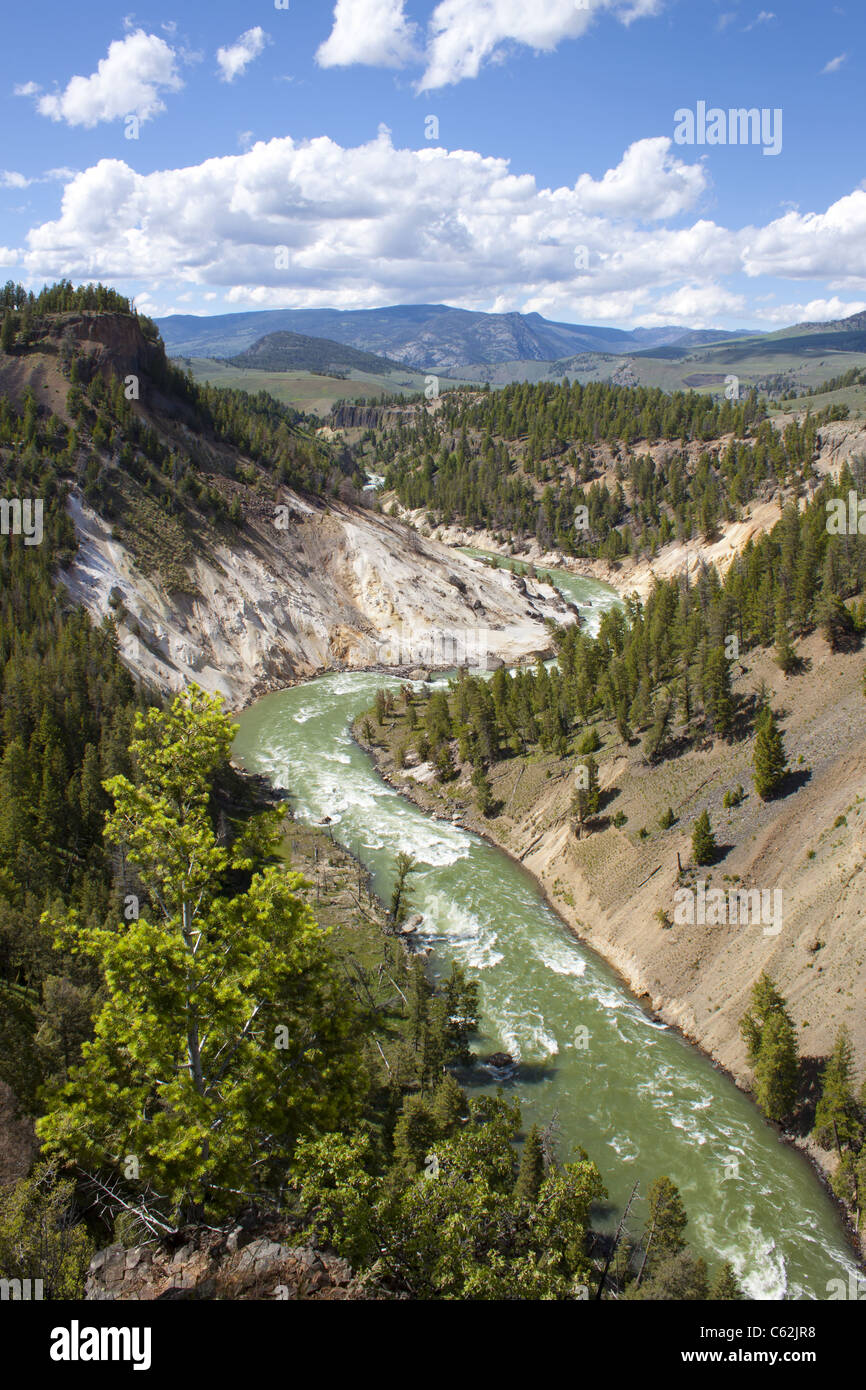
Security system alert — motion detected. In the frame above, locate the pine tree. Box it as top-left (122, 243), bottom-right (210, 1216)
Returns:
top-left (392, 1094), bottom-right (437, 1173)
top-left (389, 851), bottom-right (417, 927)
top-left (429, 1072), bottom-right (466, 1135)
top-left (36, 687), bottom-right (362, 1225)
top-left (813, 1026), bottom-right (862, 1151)
top-left (434, 742), bottom-right (457, 783)
top-left (703, 647), bottom-right (733, 738)
top-left (515, 1124), bottom-right (545, 1203)
top-left (643, 694), bottom-right (672, 763)
top-left (421, 997), bottom-right (448, 1090)
top-left (627, 1251), bottom-right (709, 1301)
top-left (818, 592), bottom-right (859, 653)
top-left (753, 709), bottom-right (788, 800)
top-left (710, 1261), bottom-right (744, 1299)
top-left (442, 961), bottom-right (479, 1064)
top-left (691, 810), bottom-right (716, 866)
top-left (572, 754), bottom-right (600, 831)
top-left (472, 765), bottom-right (494, 816)
top-left (753, 1011), bottom-right (798, 1122)
top-left (645, 1175), bottom-right (688, 1255)
top-left (739, 973), bottom-right (795, 1068)
top-left (773, 598), bottom-right (798, 674)
top-left (408, 956), bottom-right (432, 1052)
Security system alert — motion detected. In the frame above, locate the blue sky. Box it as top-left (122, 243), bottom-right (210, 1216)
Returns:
top-left (1, 0), bottom-right (864, 330)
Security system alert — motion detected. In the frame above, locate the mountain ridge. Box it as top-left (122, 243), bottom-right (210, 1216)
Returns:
top-left (157, 302), bottom-right (753, 372)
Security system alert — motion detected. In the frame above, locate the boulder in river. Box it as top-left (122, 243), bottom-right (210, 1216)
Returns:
top-left (485, 1052), bottom-right (515, 1069)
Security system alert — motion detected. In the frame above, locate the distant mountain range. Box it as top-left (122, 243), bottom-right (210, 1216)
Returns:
top-left (157, 303), bottom-right (749, 373)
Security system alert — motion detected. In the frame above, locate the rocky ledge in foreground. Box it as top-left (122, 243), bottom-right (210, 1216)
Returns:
top-left (86, 1220), bottom-right (390, 1301)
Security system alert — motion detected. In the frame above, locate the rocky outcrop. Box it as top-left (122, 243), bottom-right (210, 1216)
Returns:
top-left (328, 403), bottom-right (412, 430)
top-left (62, 491), bottom-right (574, 706)
top-left (42, 311), bottom-right (164, 381)
top-left (86, 1223), bottom-right (386, 1301)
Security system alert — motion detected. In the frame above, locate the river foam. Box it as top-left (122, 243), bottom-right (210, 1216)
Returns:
top-left (232, 665), bottom-right (857, 1299)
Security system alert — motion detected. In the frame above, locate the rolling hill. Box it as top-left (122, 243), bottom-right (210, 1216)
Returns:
top-left (225, 329), bottom-right (409, 376)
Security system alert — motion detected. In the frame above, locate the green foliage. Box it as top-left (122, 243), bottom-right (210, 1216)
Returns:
top-left (691, 810), bottom-right (716, 866)
top-left (572, 754), bottom-right (601, 827)
top-left (753, 709), bottom-right (788, 800)
top-left (0, 1162), bottom-right (93, 1299)
top-left (819, 593), bottom-right (859, 653)
top-left (389, 851), bottom-right (417, 927)
top-left (295, 1094), bottom-right (606, 1299)
top-left (37, 687), bottom-right (364, 1225)
top-left (774, 599), bottom-right (799, 673)
top-left (0, 492), bottom-right (140, 1101)
top-left (813, 1026), bottom-right (863, 1150)
top-left (740, 975), bottom-right (799, 1122)
top-left (434, 741), bottom-right (457, 783)
top-left (514, 1124), bottom-right (546, 1204)
top-left (382, 469), bottom-right (866, 801)
top-left (472, 765), bottom-right (495, 815)
top-left (709, 1261), bottom-right (745, 1299)
top-left (1, 279), bottom-right (133, 316)
top-left (577, 727), bottom-right (601, 754)
top-left (645, 1175), bottom-right (688, 1255)
top-left (384, 377), bottom-right (776, 558)
top-left (643, 694), bottom-right (673, 763)
top-left (753, 1011), bottom-right (798, 1122)
top-left (628, 1251), bottom-right (710, 1300)
top-left (739, 973), bottom-right (795, 1070)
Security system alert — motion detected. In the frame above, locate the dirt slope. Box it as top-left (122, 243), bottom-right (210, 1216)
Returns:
top-left (364, 634), bottom-right (866, 1085)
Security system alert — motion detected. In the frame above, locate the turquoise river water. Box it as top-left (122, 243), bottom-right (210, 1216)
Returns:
top-left (232, 555), bottom-right (858, 1299)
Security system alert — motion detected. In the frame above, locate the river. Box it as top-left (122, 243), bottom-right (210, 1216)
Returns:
top-left (232, 557), bottom-right (857, 1300)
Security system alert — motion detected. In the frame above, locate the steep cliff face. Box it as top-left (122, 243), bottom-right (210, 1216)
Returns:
top-left (62, 490), bottom-right (573, 705)
top-left (30, 310), bottom-right (163, 381)
top-left (327, 402), bottom-right (416, 430)
top-left (1, 309), bottom-right (575, 705)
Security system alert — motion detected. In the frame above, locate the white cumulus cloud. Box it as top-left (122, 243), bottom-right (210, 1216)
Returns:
top-left (317, 0), bottom-right (420, 68)
top-left (11, 130), bottom-right (866, 326)
top-left (216, 27), bottom-right (270, 83)
top-left (32, 29), bottom-right (182, 127)
top-left (1, 167), bottom-right (79, 190)
top-left (316, 0), bottom-right (663, 88)
top-left (574, 137), bottom-right (706, 220)
top-left (1, 171), bottom-right (32, 190)
top-left (759, 297), bottom-right (866, 325)
top-left (420, 0), bottom-right (662, 90)
top-left (742, 190), bottom-right (866, 288)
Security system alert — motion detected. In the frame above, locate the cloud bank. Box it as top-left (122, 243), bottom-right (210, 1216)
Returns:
top-left (9, 131), bottom-right (866, 326)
